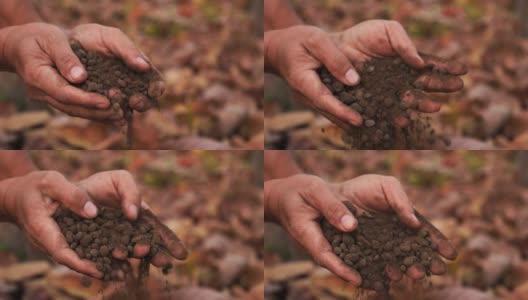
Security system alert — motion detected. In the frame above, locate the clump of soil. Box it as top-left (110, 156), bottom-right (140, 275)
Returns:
top-left (54, 207), bottom-right (168, 282)
top-left (321, 203), bottom-right (438, 292)
top-left (318, 58), bottom-right (450, 149)
top-left (71, 41), bottom-right (160, 148)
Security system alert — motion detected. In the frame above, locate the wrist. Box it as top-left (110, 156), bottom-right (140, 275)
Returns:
top-left (264, 179), bottom-right (281, 223)
top-left (264, 30), bottom-right (280, 74)
top-left (0, 26), bottom-right (16, 72)
top-left (0, 177), bottom-right (20, 223)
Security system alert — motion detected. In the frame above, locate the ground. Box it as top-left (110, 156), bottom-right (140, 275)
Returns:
top-left (0, 150), bottom-right (264, 299)
top-left (264, 151), bottom-right (528, 300)
top-left (0, 0), bottom-right (263, 150)
top-left (264, 0), bottom-right (528, 150)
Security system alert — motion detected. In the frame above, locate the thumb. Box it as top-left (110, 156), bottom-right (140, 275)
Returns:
top-left (300, 178), bottom-right (357, 232)
top-left (47, 37), bottom-right (87, 83)
top-left (38, 171), bottom-right (97, 219)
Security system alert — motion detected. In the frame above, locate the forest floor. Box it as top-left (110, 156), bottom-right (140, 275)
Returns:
top-left (0, 0), bottom-right (263, 150)
top-left (264, 151), bottom-right (528, 300)
top-left (264, 0), bottom-right (527, 150)
top-left (0, 151), bottom-right (263, 300)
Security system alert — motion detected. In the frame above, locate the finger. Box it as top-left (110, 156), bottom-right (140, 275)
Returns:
top-left (421, 53), bottom-right (468, 75)
top-left (430, 256), bottom-right (447, 275)
top-left (132, 243), bottom-right (150, 258)
top-left (415, 211), bottom-right (457, 260)
top-left (100, 27), bottom-right (151, 72)
top-left (406, 263), bottom-right (426, 280)
top-left (129, 94), bottom-right (152, 112)
top-left (394, 115), bottom-right (409, 128)
top-left (33, 66), bottom-right (110, 109)
top-left (304, 31), bottom-right (359, 85)
top-left (380, 176), bottom-right (420, 228)
top-left (291, 220), bottom-right (361, 285)
top-left (108, 87), bottom-right (125, 103)
top-left (293, 72), bottom-right (363, 127)
top-left (151, 250), bottom-right (172, 268)
top-left (400, 90), bottom-right (441, 113)
top-left (39, 218), bottom-right (102, 278)
top-left (108, 170), bottom-right (141, 220)
top-left (148, 80), bottom-right (165, 99)
top-left (414, 74), bottom-right (464, 92)
top-left (385, 21), bottom-right (424, 68)
top-left (112, 246), bottom-right (128, 260)
top-left (300, 179), bottom-right (357, 232)
top-left (385, 263), bottom-right (403, 281)
top-left (46, 36), bottom-right (87, 84)
top-left (39, 171), bottom-right (98, 219)
top-left (39, 94), bottom-right (122, 121)
top-left (54, 248), bottom-right (103, 278)
top-left (141, 209), bottom-right (188, 260)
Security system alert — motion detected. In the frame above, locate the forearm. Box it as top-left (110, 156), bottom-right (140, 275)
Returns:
top-left (264, 0), bottom-right (303, 31)
top-left (0, 0), bottom-right (41, 28)
top-left (0, 151), bottom-right (38, 180)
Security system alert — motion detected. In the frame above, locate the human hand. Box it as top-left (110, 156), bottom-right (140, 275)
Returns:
top-left (264, 174), bottom-right (456, 285)
top-left (1, 170), bottom-right (186, 279)
top-left (265, 20), bottom-right (466, 131)
top-left (1, 23), bottom-right (162, 123)
top-left (70, 24), bottom-right (165, 112)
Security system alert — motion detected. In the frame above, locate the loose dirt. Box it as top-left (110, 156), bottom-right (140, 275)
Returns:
top-left (321, 203), bottom-right (438, 292)
top-left (318, 58), bottom-right (450, 149)
top-left (54, 207), bottom-right (169, 282)
top-left (71, 41), bottom-right (160, 148)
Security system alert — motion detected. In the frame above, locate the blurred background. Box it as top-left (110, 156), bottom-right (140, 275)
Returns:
top-left (265, 0), bottom-right (528, 150)
top-left (0, 150), bottom-right (263, 300)
top-left (264, 151), bottom-right (528, 300)
top-left (0, 0), bottom-right (263, 150)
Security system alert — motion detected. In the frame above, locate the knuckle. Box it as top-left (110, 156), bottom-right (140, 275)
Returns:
top-left (305, 28), bottom-right (326, 48)
top-left (326, 202), bottom-right (344, 220)
top-left (38, 170), bottom-right (63, 189)
top-left (303, 176), bottom-right (325, 196)
top-left (382, 175), bottom-right (399, 186)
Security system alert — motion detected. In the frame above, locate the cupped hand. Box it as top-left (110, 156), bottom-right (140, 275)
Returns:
top-left (264, 174), bottom-right (456, 285)
top-left (1, 23), bottom-right (163, 123)
top-left (1, 170), bottom-right (186, 279)
top-left (70, 24), bottom-right (165, 112)
top-left (265, 20), bottom-right (467, 131)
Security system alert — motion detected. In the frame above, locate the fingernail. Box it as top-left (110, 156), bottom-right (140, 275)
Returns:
top-left (97, 100), bottom-right (109, 109)
top-left (129, 204), bottom-right (138, 219)
top-left (412, 214), bottom-right (420, 225)
top-left (346, 69), bottom-right (359, 85)
top-left (341, 215), bottom-right (356, 231)
top-left (83, 201), bottom-right (97, 217)
top-left (70, 66), bottom-right (85, 80)
top-left (136, 57), bottom-right (149, 68)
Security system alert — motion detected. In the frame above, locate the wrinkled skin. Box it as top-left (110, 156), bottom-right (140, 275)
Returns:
top-left (265, 20), bottom-right (467, 131)
top-left (2, 23), bottom-right (164, 125)
top-left (265, 174), bottom-right (456, 285)
top-left (2, 170), bottom-right (186, 279)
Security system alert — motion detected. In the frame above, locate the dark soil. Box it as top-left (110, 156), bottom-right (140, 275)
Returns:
top-left (54, 207), bottom-right (168, 282)
top-left (71, 41), bottom-right (160, 148)
top-left (321, 203), bottom-right (438, 292)
top-left (318, 58), bottom-right (450, 149)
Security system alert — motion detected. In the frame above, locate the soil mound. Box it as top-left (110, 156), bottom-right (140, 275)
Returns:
top-left (321, 203), bottom-right (438, 292)
top-left (318, 58), bottom-right (450, 149)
